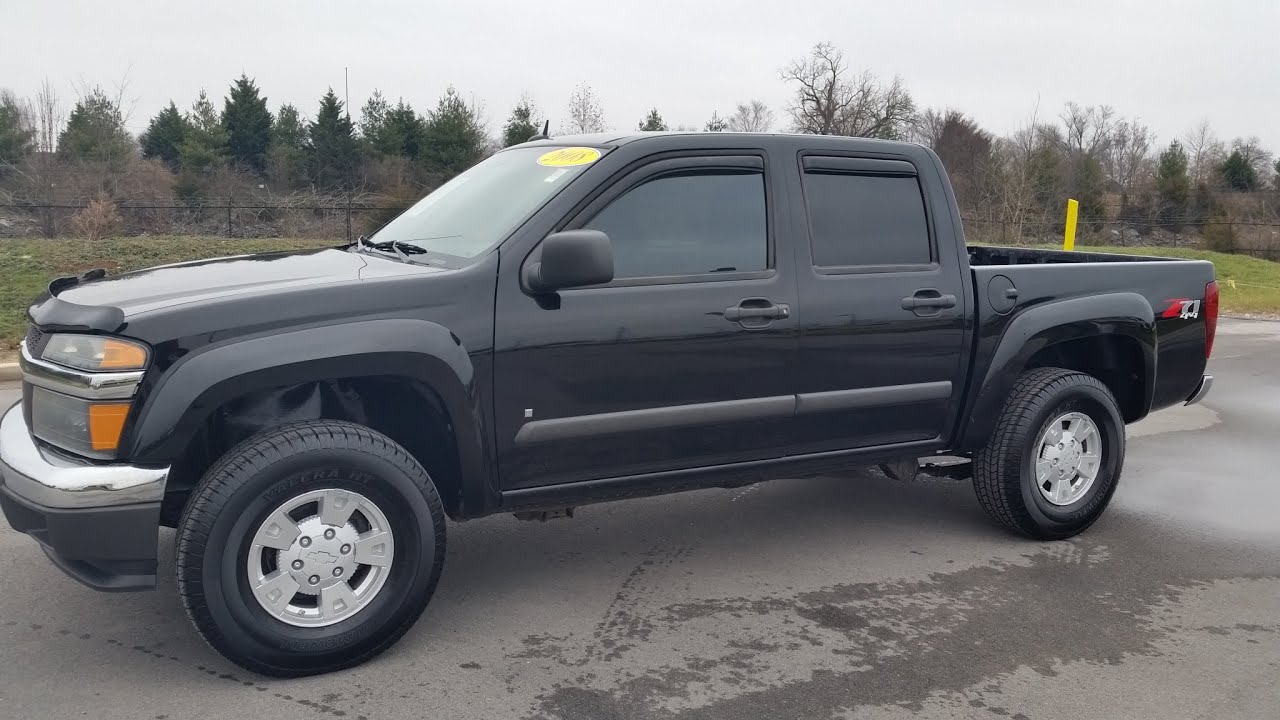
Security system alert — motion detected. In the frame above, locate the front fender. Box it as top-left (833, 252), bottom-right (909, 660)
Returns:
top-left (124, 319), bottom-right (490, 509)
top-left (958, 293), bottom-right (1156, 450)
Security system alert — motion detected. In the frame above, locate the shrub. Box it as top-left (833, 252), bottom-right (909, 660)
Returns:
top-left (1202, 209), bottom-right (1236, 253)
top-left (70, 194), bottom-right (124, 241)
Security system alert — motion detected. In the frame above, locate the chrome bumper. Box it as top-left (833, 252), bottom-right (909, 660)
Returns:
top-left (0, 402), bottom-right (168, 509)
top-left (1185, 374), bottom-right (1214, 406)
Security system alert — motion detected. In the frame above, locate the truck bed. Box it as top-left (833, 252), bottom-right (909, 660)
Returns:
top-left (964, 244), bottom-right (1215, 419)
top-left (968, 245), bottom-right (1180, 266)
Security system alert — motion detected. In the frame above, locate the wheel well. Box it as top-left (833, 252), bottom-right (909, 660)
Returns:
top-left (1024, 335), bottom-right (1146, 422)
top-left (160, 376), bottom-right (463, 526)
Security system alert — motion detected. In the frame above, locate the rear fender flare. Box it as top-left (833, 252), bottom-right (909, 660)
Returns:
top-left (958, 293), bottom-right (1155, 450)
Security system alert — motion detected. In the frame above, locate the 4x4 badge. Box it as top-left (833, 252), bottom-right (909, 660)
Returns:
top-left (1161, 298), bottom-right (1201, 319)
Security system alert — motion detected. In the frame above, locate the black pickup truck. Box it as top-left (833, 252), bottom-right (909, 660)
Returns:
top-left (1, 132), bottom-right (1217, 676)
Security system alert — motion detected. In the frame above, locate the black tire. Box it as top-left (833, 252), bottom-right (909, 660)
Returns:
top-left (176, 420), bottom-right (446, 677)
top-left (973, 367), bottom-right (1125, 540)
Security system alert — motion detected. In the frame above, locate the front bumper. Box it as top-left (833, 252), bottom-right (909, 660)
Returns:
top-left (0, 402), bottom-right (168, 591)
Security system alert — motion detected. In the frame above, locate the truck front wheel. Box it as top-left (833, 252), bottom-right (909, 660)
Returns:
top-left (175, 420), bottom-right (446, 676)
top-left (973, 368), bottom-right (1125, 540)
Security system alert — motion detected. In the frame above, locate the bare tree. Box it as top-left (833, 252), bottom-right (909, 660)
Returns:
top-left (1182, 119), bottom-right (1225, 185)
top-left (1105, 119), bottom-right (1156, 193)
top-left (29, 77), bottom-right (64, 153)
top-left (983, 102), bottom-right (1065, 240)
top-left (13, 79), bottom-right (66, 236)
top-left (563, 83), bottom-right (607, 134)
top-left (1058, 102), bottom-right (1116, 158)
top-left (726, 100), bottom-right (775, 133)
top-left (841, 70), bottom-right (916, 139)
top-left (912, 107), bottom-right (948, 148)
top-left (781, 43), bottom-right (915, 138)
top-left (780, 42), bottom-right (849, 135)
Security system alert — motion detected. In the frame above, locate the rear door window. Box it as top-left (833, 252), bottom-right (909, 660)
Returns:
top-left (801, 168), bottom-right (931, 268)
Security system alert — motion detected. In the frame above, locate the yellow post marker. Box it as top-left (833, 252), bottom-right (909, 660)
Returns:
top-left (1063, 198), bottom-right (1079, 251)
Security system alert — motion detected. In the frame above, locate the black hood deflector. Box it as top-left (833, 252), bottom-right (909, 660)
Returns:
top-left (29, 270), bottom-right (126, 333)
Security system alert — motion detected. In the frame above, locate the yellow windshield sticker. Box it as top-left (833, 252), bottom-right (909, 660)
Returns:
top-left (538, 147), bottom-right (601, 167)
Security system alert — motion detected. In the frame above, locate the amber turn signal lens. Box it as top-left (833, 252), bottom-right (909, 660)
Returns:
top-left (99, 339), bottom-right (149, 369)
top-left (88, 403), bottom-right (131, 451)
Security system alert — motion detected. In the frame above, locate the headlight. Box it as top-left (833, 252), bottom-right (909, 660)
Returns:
top-left (30, 386), bottom-right (132, 457)
top-left (41, 334), bottom-right (149, 372)
top-left (25, 332), bottom-right (148, 458)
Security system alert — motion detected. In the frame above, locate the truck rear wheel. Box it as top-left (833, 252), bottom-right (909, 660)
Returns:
top-left (973, 368), bottom-right (1125, 540)
top-left (175, 420), bottom-right (446, 677)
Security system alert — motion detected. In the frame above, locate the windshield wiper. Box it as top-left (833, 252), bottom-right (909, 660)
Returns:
top-left (354, 236), bottom-right (426, 263)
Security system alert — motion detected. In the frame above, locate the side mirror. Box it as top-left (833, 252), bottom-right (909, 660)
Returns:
top-left (524, 230), bottom-right (614, 293)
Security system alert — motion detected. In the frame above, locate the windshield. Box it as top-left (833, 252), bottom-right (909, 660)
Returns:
top-left (369, 146), bottom-right (603, 258)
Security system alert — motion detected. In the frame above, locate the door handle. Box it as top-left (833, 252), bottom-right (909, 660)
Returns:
top-left (901, 290), bottom-right (957, 312)
top-left (725, 298), bottom-right (790, 323)
top-left (724, 306), bottom-right (789, 321)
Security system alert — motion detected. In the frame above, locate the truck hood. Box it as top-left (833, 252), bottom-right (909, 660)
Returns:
top-left (32, 247), bottom-right (440, 327)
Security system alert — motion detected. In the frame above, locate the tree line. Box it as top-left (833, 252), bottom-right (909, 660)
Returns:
top-left (1, 41), bottom-right (1278, 247)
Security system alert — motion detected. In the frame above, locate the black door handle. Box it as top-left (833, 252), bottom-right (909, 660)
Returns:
top-left (901, 290), bottom-right (957, 312)
top-left (725, 298), bottom-right (790, 323)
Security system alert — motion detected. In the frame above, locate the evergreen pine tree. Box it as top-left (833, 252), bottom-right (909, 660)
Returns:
top-left (421, 86), bottom-right (487, 177)
top-left (139, 101), bottom-right (190, 169)
top-left (57, 86), bottom-right (132, 163)
top-left (638, 108), bottom-right (668, 132)
top-left (178, 89), bottom-right (229, 173)
top-left (267, 102), bottom-right (307, 186)
top-left (0, 91), bottom-right (35, 163)
top-left (306, 89), bottom-right (359, 189)
top-left (1220, 149), bottom-right (1258, 191)
top-left (1154, 140), bottom-right (1191, 225)
top-left (502, 97), bottom-right (539, 147)
top-left (221, 74), bottom-right (273, 172)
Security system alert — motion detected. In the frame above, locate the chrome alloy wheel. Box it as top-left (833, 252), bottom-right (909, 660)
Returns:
top-left (246, 489), bottom-right (395, 627)
top-left (1034, 411), bottom-right (1102, 506)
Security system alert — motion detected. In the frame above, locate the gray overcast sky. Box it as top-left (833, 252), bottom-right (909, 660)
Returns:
top-left (4, 0), bottom-right (1277, 150)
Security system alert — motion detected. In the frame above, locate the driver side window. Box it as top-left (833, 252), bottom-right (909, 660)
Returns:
top-left (582, 169), bottom-right (768, 280)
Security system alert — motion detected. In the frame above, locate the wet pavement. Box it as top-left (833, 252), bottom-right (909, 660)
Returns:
top-left (0, 320), bottom-right (1276, 719)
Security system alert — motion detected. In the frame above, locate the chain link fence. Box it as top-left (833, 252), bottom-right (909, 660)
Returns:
top-left (0, 200), bottom-right (412, 242)
top-left (960, 216), bottom-right (1280, 260)
top-left (2, 201), bottom-right (1278, 261)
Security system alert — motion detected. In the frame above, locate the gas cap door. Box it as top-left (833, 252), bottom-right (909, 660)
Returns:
top-left (987, 275), bottom-right (1018, 315)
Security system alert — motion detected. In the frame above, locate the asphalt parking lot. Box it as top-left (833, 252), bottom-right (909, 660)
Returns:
top-left (1, 319), bottom-right (1277, 720)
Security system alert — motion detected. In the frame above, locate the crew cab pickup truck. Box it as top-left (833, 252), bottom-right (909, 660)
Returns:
top-left (1, 132), bottom-right (1217, 676)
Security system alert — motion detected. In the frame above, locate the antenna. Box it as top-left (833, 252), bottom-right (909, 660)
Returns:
top-left (527, 119), bottom-right (552, 142)
top-left (344, 67), bottom-right (350, 117)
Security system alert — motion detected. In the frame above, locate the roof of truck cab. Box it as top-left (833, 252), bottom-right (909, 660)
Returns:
top-left (516, 131), bottom-right (923, 152)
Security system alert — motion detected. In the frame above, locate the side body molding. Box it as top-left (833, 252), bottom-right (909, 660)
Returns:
top-left (958, 292), bottom-right (1156, 450)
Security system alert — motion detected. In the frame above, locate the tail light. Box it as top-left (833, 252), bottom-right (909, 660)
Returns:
top-left (1204, 280), bottom-right (1219, 358)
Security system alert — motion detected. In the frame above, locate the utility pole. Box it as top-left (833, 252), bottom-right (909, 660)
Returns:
top-left (344, 67), bottom-right (349, 117)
